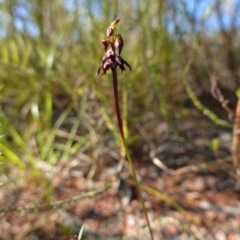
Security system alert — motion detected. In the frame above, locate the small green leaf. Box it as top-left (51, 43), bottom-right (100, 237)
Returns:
top-left (9, 39), bottom-right (19, 64)
top-left (211, 138), bottom-right (220, 152)
top-left (236, 88), bottom-right (240, 98)
top-left (78, 225), bottom-right (84, 240)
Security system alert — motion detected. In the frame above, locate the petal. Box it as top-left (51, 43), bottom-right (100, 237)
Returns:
top-left (106, 27), bottom-right (114, 37)
top-left (115, 55), bottom-right (123, 65)
top-left (102, 65), bottom-right (109, 75)
top-left (110, 18), bottom-right (121, 29)
top-left (116, 55), bottom-right (132, 71)
top-left (96, 66), bottom-right (102, 76)
top-left (119, 64), bottom-right (125, 73)
top-left (122, 59), bottom-right (132, 71)
top-left (115, 34), bottom-right (124, 55)
top-left (101, 39), bottom-right (109, 52)
top-left (102, 49), bottom-right (114, 65)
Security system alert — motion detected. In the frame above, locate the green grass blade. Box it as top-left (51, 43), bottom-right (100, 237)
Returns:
top-left (0, 143), bottom-right (25, 169)
top-left (41, 103), bottom-right (73, 162)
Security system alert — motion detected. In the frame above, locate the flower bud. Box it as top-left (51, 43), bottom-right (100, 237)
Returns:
top-left (106, 27), bottom-right (114, 37)
top-left (101, 39), bottom-right (109, 52)
top-left (106, 18), bottom-right (121, 37)
top-left (115, 34), bottom-right (124, 55)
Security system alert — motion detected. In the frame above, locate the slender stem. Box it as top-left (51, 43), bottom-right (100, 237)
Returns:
top-left (111, 67), bottom-right (124, 140)
top-left (111, 67), bottom-right (154, 240)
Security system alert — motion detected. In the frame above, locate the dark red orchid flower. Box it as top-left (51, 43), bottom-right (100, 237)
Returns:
top-left (96, 18), bottom-right (131, 76)
top-left (97, 49), bottom-right (131, 76)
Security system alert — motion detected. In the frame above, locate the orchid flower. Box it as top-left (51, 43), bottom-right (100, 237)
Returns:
top-left (96, 18), bottom-right (131, 76)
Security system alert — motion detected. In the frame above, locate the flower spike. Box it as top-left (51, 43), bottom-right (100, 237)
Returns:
top-left (96, 18), bottom-right (131, 76)
top-left (95, 19), bottom-right (153, 240)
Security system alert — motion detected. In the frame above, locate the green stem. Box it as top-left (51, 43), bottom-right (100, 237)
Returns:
top-left (111, 67), bottom-right (154, 240)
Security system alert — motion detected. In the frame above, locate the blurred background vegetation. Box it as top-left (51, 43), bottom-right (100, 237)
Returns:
top-left (0, 0), bottom-right (240, 239)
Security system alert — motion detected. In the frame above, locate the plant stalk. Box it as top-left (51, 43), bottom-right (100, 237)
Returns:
top-left (111, 67), bottom-right (154, 240)
top-left (111, 67), bottom-right (125, 140)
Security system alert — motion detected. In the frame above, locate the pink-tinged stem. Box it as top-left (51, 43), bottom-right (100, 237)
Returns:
top-left (111, 67), bottom-right (154, 240)
top-left (111, 67), bottom-right (125, 140)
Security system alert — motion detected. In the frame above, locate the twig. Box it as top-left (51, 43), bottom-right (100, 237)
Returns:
top-left (210, 73), bottom-right (235, 120)
top-left (199, 201), bottom-right (240, 215)
top-left (232, 98), bottom-right (240, 176)
top-left (209, 73), bottom-right (240, 188)
top-left (184, 75), bottom-right (232, 128)
top-left (0, 182), bottom-right (112, 213)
